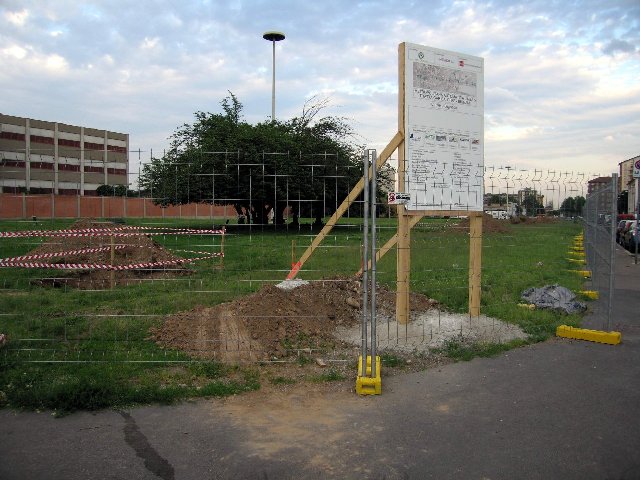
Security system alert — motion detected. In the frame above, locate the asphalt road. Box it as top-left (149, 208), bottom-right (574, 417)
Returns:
top-left (1, 247), bottom-right (639, 480)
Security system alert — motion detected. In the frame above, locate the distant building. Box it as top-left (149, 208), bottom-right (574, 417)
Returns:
top-left (587, 176), bottom-right (612, 194)
top-left (0, 114), bottom-right (129, 195)
top-left (516, 188), bottom-right (544, 206)
top-left (587, 176), bottom-right (614, 214)
top-left (619, 155), bottom-right (639, 214)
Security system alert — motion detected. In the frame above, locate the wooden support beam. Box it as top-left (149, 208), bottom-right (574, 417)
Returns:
top-left (468, 214), bottom-right (483, 317)
top-left (286, 131), bottom-right (403, 280)
top-left (396, 42), bottom-right (410, 325)
top-left (356, 215), bottom-right (423, 276)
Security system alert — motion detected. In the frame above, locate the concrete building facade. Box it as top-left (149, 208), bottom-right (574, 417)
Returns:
top-left (619, 155), bottom-right (639, 214)
top-left (0, 114), bottom-right (129, 195)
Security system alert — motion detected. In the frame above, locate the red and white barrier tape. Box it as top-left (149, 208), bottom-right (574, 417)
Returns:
top-left (1, 245), bottom-right (128, 263)
top-left (0, 252), bottom-right (223, 270)
top-left (0, 227), bottom-right (226, 238)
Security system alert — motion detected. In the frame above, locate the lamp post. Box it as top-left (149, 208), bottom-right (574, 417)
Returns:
top-left (262, 31), bottom-right (285, 122)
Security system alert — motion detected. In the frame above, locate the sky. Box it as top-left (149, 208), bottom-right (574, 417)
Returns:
top-left (1, 0), bottom-right (639, 179)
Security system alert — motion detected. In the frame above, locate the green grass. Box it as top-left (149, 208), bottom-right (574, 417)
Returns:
top-left (309, 368), bottom-right (346, 383)
top-left (0, 217), bottom-right (586, 411)
top-left (0, 360), bottom-right (259, 416)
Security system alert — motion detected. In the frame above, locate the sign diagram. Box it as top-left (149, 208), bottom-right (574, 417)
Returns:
top-left (404, 44), bottom-right (484, 211)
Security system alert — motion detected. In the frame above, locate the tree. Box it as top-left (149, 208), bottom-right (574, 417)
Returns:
top-left (97, 184), bottom-right (137, 197)
top-left (522, 195), bottom-right (544, 217)
top-left (560, 196), bottom-right (586, 216)
top-left (139, 94), bottom-right (365, 225)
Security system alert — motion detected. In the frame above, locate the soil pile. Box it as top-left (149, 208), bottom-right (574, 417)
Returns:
top-left (28, 219), bottom-right (192, 289)
top-left (451, 214), bottom-right (510, 234)
top-left (149, 277), bottom-right (438, 362)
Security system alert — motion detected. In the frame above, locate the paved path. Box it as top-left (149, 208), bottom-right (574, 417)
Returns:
top-left (1, 248), bottom-right (639, 480)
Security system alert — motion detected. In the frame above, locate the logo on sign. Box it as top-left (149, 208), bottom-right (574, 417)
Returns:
top-left (388, 192), bottom-right (411, 205)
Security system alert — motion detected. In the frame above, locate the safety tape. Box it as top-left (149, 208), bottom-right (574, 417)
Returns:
top-left (0, 252), bottom-right (223, 270)
top-left (0, 244), bottom-right (128, 263)
top-left (0, 227), bottom-right (226, 238)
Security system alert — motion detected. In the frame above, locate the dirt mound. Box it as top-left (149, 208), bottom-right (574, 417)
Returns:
top-left (28, 219), bottom-right (192, 289)
top-left (149, 277), bottom-right (438, 361)
top-left (448, 214), bottom-right (510, 234)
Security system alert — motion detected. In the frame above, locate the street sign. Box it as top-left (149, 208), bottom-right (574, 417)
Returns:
top-left (633, 158), bottom-right (640, 178)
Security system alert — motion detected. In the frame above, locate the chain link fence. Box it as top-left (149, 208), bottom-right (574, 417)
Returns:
top-left (582, 174), bottom-right (617, 331)
top-left (0, 150), bottom-right (602, 365)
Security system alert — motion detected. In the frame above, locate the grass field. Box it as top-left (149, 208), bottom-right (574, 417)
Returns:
top-left (0, 216), bottom-right (585, 413)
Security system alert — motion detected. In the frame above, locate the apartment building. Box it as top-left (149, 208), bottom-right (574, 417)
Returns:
top-left (0, 114), bottom-right (128, 195)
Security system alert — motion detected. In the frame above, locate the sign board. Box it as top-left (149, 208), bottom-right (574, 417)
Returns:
top-left (388, 192), bottom-right (411, 204)
top-left (403, 43), bottom-right (484, 211)
top-left (633, 158), bottom-right (640, 178)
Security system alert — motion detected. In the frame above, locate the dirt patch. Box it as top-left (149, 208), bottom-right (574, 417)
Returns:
top-left (450, 213), bottom-right (510, 234)
top-left (26, 219), bottom-right (192, 289)
top-left (149, 277), bottom-right (439, 361)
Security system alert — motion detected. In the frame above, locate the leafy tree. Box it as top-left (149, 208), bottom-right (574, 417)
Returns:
top-left (522, 195), bottom-right (544, 216)
top-left (560, 196), bottom-right (586, 216)
top-left (97, 184), bottom-right (137, 197)
top-left (139, 94), bottom-right (366, 225)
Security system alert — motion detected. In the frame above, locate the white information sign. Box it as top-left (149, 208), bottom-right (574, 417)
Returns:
top-left (633, 158), bottom-right (640, 178)
top-left (403, 43), bottom-right (484, 211)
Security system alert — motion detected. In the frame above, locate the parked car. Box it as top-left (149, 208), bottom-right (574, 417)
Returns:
top-left (622, 220), bottom-right (639, 251)
top-left (619, 220), bottom-right (635, 247)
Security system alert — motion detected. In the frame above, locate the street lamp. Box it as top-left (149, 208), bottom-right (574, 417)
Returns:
top-left (262, 31), bottom-right (285, 122)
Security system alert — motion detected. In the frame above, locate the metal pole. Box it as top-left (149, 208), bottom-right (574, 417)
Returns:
top-left (271, 40), bottom-right (276, 121)
top-left (635, 178), bottom-right (639, 264)
top-left (370, 149), bottom-right (377, 377)
top-left (263, 31), bottom-right (284, 122)
top-left (607, 173), bottom-right (618, 331)
top-left (361, 151), bottom-right (369, 379)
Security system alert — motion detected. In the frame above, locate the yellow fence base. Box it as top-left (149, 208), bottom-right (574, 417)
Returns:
top-left (579, 290), bottom-right (599, 300)
top-left (556, 325), bottom-right (621, 345)
top-left (567, 269), bottom-right (592, 278)
top-left (356, 355), bottom-right (381, 395)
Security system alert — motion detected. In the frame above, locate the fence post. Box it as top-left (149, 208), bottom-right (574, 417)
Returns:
top-left (607, 174), bottom-right (618, 331)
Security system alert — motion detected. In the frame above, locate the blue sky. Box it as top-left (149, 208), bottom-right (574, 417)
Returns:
top-left (1, 0), bottom-right (639, 177)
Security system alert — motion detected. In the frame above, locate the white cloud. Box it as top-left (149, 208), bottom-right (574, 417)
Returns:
top-left (2, 44), bottom-right (28, 59)
top-left (44, 54), bottom-right (69, 73)
top-left (4, 9), bottom-right (29, 26)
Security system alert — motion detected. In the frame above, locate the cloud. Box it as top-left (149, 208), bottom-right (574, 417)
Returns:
top-left (0, 0), bottom-right (638, 177)
top-left (3, 8), bottom-right (29, 26)
top-left (602, 39), bottom-right (637, 55)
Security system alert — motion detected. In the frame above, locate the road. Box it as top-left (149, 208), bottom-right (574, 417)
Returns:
top-left (1, 247), bottom-right (639, 479)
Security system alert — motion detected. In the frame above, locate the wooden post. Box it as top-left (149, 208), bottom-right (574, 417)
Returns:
top-left (110, 234), bottom-right (115, 290)
top-left (219, 228), bottom-right (225, 270)
top-left (396, 43), bottom-right (410, 325)
top-left (468, 214), bottom-right (483, 317)
top-left (291, 239), bottom-right (296, 268)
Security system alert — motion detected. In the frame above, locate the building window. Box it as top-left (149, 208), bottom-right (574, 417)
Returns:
top-left (58, 163), bottom-right (81, 172)
top-left (0, 131), bottom-right (26, 141)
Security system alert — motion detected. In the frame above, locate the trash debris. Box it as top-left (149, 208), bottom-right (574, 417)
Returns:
top-left (520, 285), bottom-right (586, 315)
